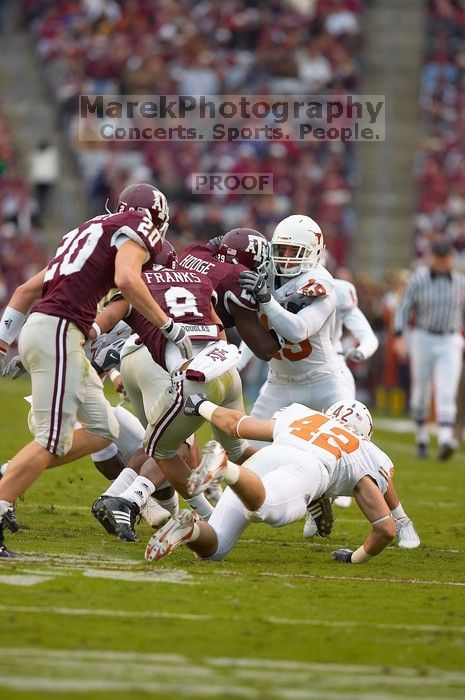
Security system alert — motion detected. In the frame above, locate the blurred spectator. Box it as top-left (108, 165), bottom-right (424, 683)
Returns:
top-left (29, 140), bottom-right (59, 222)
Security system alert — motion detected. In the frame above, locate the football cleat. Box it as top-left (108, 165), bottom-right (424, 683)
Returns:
top-left (95, 496), bottom-right (140, 542)
top-left (91, 496), bottom-right (117, 536)
top-left (396, 519), bottom-right (420, 549)
top-left (416, 443), bottom-right (428, 459)
top-left (140, 497), bottom-right (171, 529)
top-left (0, 522), bottom-right (20, 558)
top-left (145, 509), bottom-right (198, 562)
top-left (305, 496), bottom-right (334, 537)
top-left (437, 443), bottom-right (454, 461)
top-left (3, 504), bottom-right (21, 533)
top-left (334, 496), bottom-right (352, 508)
top-left (186, 441), bottom-right (228, 497)
top-left (205, 482), bottom-right (223, 507)
top-left (302, 514), bottom-right (318, 538)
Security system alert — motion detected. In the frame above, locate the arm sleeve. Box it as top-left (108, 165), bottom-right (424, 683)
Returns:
top-left (393, 277), bottom-right (416, 335)
top-left (235, 341), bottom-right (255, 372)
top-left (260, 292), bottom-right (336, 344)
top-left (343, 307), bottom-right (379, 359)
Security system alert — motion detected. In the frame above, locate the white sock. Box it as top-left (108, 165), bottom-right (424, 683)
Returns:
top-left (437, 424), bottom-right (453, 445)
top-left (390, 503), bottom-right (408, 523)
top-left (102, 468), bottom-right (138, 497)
top-left (0, 462), bottom-right (9, 477)
top-left (185, 494), bottom-right (213, 519)
top-left (224, 460), bottom-right (240, 485)
top-left (156, 493), bottom-right (179, 517)
top-left (415, 423), bottom-right (428, 445)
top-left (119, 476), bottom-right (155, 508)
top-left (0, 500), bottom-right (13, 517)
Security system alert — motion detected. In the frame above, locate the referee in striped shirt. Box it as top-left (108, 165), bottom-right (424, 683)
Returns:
top-left (393, 238), bottom-right (465, 459)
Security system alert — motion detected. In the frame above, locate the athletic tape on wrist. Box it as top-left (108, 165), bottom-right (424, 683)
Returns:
top-left (91, 322), bottom-right (101, 339)
top-left (236, 415), bottom-right (250, 438)
top-left (108, 369), bottom-right (121, 382)
top-left (0, 307), bottom-right (27, 345)
top-left (198, 400), bottom-right (218, 422)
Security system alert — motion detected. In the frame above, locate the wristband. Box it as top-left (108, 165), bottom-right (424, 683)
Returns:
top-left (198, 400), bottom-right (218, 421)
top-left (92, 322), bottom-right (102, 339)
top-left (108, 369), bottom-right (121, 382)
top-left (350, 545), bottom-right (373, 564)
top-left (0, 307), bottom-right (27, 345)
top-left (236, 415), bottom-right (250, 437)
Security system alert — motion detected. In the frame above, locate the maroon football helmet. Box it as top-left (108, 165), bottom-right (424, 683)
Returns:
top-left (217, 228), bottom-right (270, 274)
top-left (117, 183), bottom-right (169, 240)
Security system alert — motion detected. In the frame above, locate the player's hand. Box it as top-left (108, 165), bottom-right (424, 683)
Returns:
top-left (344, 348), bottom-right (365, 362)
top-left (208, 235), bottom-right (223, 250)
top-left (332, 548), bottom-right (353, 563)
top-left (160, 319), bottom-right (193, 360)
top-left (184, 393), bottom-right (209, 416)
top-left (2, 354), bottom-right (26, 379)
top-left (91, 347), bottom-right (121, 374)
top-left (238, 270), bottom-right (271, 303)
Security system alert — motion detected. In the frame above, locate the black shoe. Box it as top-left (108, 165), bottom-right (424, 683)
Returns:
top-left (91, 496), bottom-right (117, 536)
top-left (307, 496), bottom-right (334, 537)
top-left (416, 443), bottom-right (428, 459)
top-left (0, 522), bottom-right (20, 558)
top-left (3, 504), bottom-right (20, 533)
top-left (438, 443), bottom-right (454, 461)
top-left (97, 497), bottom-right (139, 542)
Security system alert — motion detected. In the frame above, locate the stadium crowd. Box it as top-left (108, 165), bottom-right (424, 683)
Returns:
top-left (416, 0), bottom-right (465, 265)
top-left (21, 0), bottom-right (364, 264)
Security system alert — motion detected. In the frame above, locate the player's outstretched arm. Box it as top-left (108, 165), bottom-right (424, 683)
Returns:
top-left (342, 306), bottom-right (379, 361)
top-left (333, 476), bottom-right (396, 563)
top-left (184, 394), bottom-right (275, 441)
top-left (91, 299), bottom-right (130, 339)
top-left (0, 267), bottom-right (47, 365)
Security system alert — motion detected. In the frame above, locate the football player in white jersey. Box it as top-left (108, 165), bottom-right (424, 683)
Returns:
top-left (145, 395), bottom-right (399, 564)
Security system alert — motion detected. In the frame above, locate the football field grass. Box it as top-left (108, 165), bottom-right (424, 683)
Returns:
top-left (0, 378), bottom-right (464, 699)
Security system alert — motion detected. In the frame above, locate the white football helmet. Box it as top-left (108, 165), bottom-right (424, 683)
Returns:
top-left (325, 399), bottom-right (374, 440)
top-left (271, 214), bottom-right (324, 277)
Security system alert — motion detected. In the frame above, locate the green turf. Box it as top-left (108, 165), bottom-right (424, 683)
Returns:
top-left (0, 377), bottom-right (464, 699)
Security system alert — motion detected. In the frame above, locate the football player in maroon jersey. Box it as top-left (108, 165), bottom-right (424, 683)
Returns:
top-left (90, 249), bottom-right (253, 541)
top-left (179, 228), bottom-right (282, 360)
top-left (0, 183), bottom-right (192, 556)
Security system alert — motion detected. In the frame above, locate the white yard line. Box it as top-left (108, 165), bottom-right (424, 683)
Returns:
top-left (0, 604), bottom-right (464, 635)
top-left (0, 648), bottom-right (464, 699)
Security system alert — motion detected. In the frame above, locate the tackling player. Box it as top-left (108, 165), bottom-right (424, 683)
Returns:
top-left (145, 396), bottom-right (398, 564)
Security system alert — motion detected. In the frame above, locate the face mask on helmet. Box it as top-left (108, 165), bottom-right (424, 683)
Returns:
top-left (271, 215), bottom-right (324, 277)
top-left (325, 400), bottom-right (374, 440)
top-left (116, 183), bottom-right (169, 241)
top-left (217, 228), bottom-right (270, 274)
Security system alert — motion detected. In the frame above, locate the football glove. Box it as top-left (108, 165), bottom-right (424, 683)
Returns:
top-left (332, 548), bottom-right (354, 563)
top-left (238, 270), bottom-right (271, 303)
top-left (344, 348), bottom-right (365, 362)
top-left (91, 347), bottom-right (121, 374)
top-left (184, 393), bottom-right (209, 417)
top-left (2, 354), bottom-right (26, 380)
top-left (208, 235), bottom-right (224, 250)
top-left (160, 319), bottom-right (193, 360)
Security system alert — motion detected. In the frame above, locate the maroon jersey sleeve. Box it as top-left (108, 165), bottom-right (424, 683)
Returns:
top-left (179, 243), bottom-right (259, 328)
top-left (33, 211), bottom-right (162, 337)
